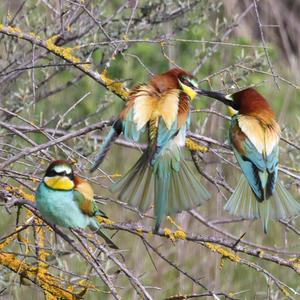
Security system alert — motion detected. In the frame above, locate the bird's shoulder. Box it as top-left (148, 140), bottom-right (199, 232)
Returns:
top-left (73, 176), bottom-right (107, 218)
top-left (74, 176), bottom-right (94, 200)
top-left (73, 176), bottom-right (96, 216)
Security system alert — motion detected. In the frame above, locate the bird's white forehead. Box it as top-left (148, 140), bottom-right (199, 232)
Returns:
top-left (53, 164), bottom-right (72, 174)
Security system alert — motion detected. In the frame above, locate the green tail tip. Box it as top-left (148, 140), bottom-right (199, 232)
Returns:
top-left (262, 219), bottom-right (268, 234)
top-left (90, 162), bottom-right (99, 173)
top-left (154, 221), bottom-right (160, 233)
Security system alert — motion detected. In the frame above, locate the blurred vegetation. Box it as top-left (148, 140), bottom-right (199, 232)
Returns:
top-left (0, 0), bottom-right (299, 299)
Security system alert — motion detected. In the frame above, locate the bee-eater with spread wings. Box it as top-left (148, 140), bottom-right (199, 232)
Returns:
top-left (91, 68), bottom-right (210, 231)
top-left (198, 87), bottom-right (300, 232)
top-left (36, 160), bottom-right (118, 248)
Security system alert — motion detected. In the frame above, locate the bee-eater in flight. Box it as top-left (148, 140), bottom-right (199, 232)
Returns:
top-left (198, 87), bottom-right (300, 232)
top-left (36, 160), bottom-right (117, 248)
top-left (91, 68), bottom-right (210, 231)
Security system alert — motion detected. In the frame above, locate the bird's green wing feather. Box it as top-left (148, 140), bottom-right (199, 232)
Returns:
top-left (73, 191), bottom-right (117, 249)
top-left (73, 190), bottom-right (106, 217)
top-left (123, 107), bottom-right (143, 142)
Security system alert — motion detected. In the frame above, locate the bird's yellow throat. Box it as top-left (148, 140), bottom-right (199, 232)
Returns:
top-left (44, 176), bottom-right (74, 190)
top-left (227, 106), bottom-right (238, 117)
top-left (180, 83), bottom-right (197, 100)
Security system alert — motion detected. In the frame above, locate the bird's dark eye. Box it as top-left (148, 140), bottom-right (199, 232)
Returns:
top-left (46, 169), bottom-right (57, 177)
top-left (67, 172), bottom-right (74, 180)
top-left (180, 77), bottom-right (189, 85)
top-left (179, 76), bottom-right (198, 89)
top-left (182, 78), bottom-right (187, 84)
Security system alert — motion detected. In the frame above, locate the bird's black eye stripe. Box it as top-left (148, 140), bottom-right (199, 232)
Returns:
top-left (180, 77), bottom-right (189, 85)
top-left (180, 76), bottom-right (195, 88)
top-left (46, 169), bottom-right (57, 177)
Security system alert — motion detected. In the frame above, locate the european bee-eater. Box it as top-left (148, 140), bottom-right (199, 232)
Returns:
top-left (198, 87), bottom-right (300, 232)
top-left (91, 68), bottom-right (210, 231)
top-left (36, 160), bottom-right (117, 248)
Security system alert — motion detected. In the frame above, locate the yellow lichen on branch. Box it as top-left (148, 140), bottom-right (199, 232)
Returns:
top-left (166, 216), bottom-right (187, 240)
top-left (96, 215), bottom-right (114, 225)
top-left (0, 226), bottom-right (78, 298)
top-left (135, 228), bottom-right (143, 236)
top-left (5, 185), bottom-right (35, 202)
top-left (164, 228), bottom-right (176, 242)
top-left (0, 253), bottom-right (75, 299)
top-left (46, 35), bottom-right (81, 64)
top-left (204, 242), bottom-right (241, 263)
top-left (164, 226), bottom-right (187, 242)
top-left (166, 216), bottom-right (183, 230)
top-left (35, 219), bottom-right (49, 280)
top-left (185, 138), bottom-right (208, 152)
top-left (174, 230), bottom-right (186, 240)
top-left (289, 257), bottom-right (300, 274)
top-left (0, 232), bottom-right (18, 251)
top-left (0, 23), bottom-right (24, 37)
top-left (44, 291), bottom-right (58, 300)
top-left (7, 25), bottom-right (23, 36)
top-left (100, 69), bottom-right (129, 100)
top-left (0, 24), bottom-right (130, 100)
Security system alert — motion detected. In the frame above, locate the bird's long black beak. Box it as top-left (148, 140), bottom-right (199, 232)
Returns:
top-left (196, 88), bottom-right (235, 108)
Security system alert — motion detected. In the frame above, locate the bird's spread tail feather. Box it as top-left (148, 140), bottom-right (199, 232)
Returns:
top-left (89, 219), bottom-right (118, 249)
top-left (168, 159), bottom-right (211, 214)
top-left (154, 173), bottom-right (170, 232)
top-left (110, 150), bottom-right (155, 213)
top-left (152, 145), bottom-right (210, 230)
top-left (90, 120), bottom-right (122, 172)
top-left (224, 175), bottom-right (300, 233)
top-left (111, 146), bottom-right (210, 231)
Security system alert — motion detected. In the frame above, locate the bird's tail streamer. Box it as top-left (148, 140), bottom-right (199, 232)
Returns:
top-left (110, 149), bottom-right (155, 214)
top-left (89, 219), bottom-right (119, 249)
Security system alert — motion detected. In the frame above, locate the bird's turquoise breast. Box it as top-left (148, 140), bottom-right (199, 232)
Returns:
top-left (36, 182), bottom-right (90, 229)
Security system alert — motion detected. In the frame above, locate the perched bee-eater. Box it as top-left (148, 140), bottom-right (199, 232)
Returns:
top-left (36, 160), bottom-right (117, 248)
top-left (198, 87), bottom-right (300, 232)
top-left (91, 68), bottom-right (210, 231)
